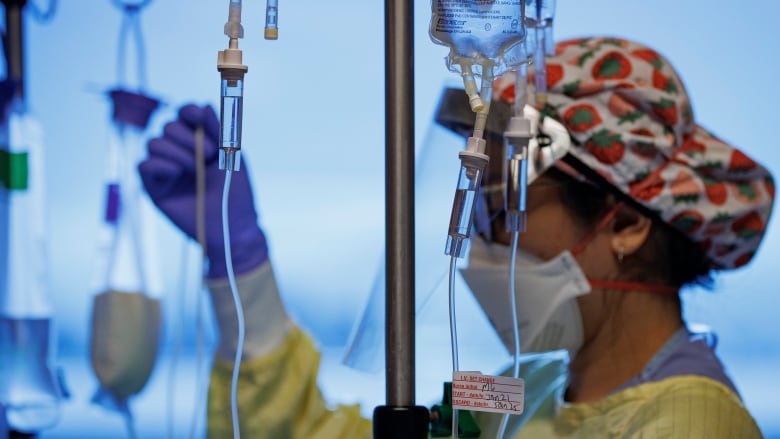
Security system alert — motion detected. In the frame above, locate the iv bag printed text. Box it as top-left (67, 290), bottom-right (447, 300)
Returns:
top-left (451, 371), bottom-right (525, 415)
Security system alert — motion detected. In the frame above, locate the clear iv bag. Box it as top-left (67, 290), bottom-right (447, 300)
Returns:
top-left (88, 89), bottom-right (161, 414)
top-left (0, 93), bottom-right (63, 432)
top-left (429, 0), bottom-right (526, 79)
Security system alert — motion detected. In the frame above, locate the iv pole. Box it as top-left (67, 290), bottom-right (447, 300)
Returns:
top-left (3, 0), bottom-right (25, 100)
top-left (373, 0), bottom-right (429, 437)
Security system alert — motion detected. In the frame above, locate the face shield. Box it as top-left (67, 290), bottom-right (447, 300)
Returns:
top-left (342, 87), bottom-right (572, 380)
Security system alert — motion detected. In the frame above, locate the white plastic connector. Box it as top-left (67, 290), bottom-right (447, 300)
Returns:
top-left (465, 136), bottom-right (487, 155)
top-left (224, 1), bottom-right (244, 39)
top-left (459, 61), bottom-right (484, 112)
top-left (217, 39), bottom-right (248, 79)
top-left (504, 116), bottom-right (531, 147)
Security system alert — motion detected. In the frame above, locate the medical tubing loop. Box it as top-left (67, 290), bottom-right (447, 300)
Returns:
top-left (448, 255), bottom-right (459, 439)
top-left (497, 230), bottom-right (521, 439)
top-left (222, 170), bottom-right (245, 439)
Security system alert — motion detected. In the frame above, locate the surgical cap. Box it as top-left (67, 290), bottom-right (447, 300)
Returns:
top-left (438, 37), bottom-right (775, 269)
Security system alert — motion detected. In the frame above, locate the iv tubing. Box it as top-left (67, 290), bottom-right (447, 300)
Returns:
top-left (472, 69), bottom-right (494, 139)
top-left (222, 170), bottom-right (246, 439)
top-left (124, 409), bottom-right (138, 439)
top-left (513, 64), bottom-right (527, 117)
top-left (532, 2), bottom-right (548, 106)
top-left (459, 60), bottom-right (484, 112)
top-left (448, 255), bottom-right (460, 438)
top-left (497, 231), bottom-right (521, 439)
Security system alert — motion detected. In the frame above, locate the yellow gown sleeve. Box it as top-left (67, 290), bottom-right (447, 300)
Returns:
top-left (207, 326), bottom-right (373, 439)
top-left (514, 376), bottom-right (763, 439)
top-left (626, 376), bottom-right (763, 439)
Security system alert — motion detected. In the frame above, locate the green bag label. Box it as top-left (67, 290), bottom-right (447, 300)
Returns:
top-left (0, 149), bottom-right (29, 190)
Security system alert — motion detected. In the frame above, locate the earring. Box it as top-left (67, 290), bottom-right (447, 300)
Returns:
top-left (617, 245), bottom-right (625, 263)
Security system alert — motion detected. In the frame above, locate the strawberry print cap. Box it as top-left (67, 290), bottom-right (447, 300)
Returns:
top-left (491, 37), bottom-right (775, 269)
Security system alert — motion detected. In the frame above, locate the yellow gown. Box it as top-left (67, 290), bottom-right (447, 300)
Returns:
top-left (206, 267), bottom-right (763, 438)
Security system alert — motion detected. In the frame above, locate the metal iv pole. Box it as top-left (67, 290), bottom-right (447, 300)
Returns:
top-left (3, 0), bottom-right (26, 100)
top-left (372, 0), bottom-right (429, 437)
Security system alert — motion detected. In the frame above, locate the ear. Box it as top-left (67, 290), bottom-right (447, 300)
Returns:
top-left (610, 207), bottom-right (652, 258)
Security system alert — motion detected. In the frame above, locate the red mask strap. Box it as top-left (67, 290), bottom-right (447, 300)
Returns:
top-left (570, 202), bottom-right (624, 257)
top-left (587, 279), bottom-right (679, 295)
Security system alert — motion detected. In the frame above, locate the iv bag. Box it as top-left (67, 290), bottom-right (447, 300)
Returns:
top-left (430, 0), bottom-right (526, 79)
top-left (88, 89), bottom-right (161, 415)
top-left (0, 89), bottom-right (63, 432)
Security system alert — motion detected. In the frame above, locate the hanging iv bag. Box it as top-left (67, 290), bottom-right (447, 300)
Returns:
top-left (430, 0), bottom-right (527, 80)
top-left (88, 90), bottom-right (162, 416)
top-left (0, 87), bottom-right (63, 433)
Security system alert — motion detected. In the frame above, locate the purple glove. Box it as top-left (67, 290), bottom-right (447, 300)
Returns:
top-left (138, 104), bottom-right (268, 279)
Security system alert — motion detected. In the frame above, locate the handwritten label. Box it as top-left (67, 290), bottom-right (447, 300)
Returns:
top-left (451, 371), bottom-right (524, 415)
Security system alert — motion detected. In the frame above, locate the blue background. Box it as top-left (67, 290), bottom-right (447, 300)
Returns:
top-left (7, 0), bottom-right (779, 437)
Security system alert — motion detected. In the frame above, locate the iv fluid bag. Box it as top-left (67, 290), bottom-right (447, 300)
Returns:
top-left (88, 90), bottom-right (162, 413)
top-left (0, 109), bottom-right (50, 318)
top-left (430, 0), bottom-right (526, 78)
top-left (0, 102), bottom-right (62, 432)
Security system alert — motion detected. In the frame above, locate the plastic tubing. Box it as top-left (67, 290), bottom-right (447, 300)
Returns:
top-left (448, 255), bottom-right (460, 439)
top-left (472, 68), bottom-right (494, 139)
top-left (459, 59), bottom-right (484, 112)
top-left (222, 170), bottom-right (246, 439)
top-left (497, 231), bottom-right (521, 439)
top-left (513, 64), bottom-right (527, 117)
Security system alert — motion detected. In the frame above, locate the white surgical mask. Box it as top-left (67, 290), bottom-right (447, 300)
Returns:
top-left (460, 237), bottom-right (591, 357)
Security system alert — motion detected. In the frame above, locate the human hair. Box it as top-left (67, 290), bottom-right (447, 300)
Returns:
top-left (546, 166), bottom-right (715, 289)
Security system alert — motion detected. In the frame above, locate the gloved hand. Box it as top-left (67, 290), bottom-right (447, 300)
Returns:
top-left (138, 104), bottom-right (268, 279)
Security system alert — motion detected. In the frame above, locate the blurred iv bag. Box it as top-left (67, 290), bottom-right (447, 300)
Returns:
top-left (430, 0), bottom-right (526, 101)
top-left (0, 87), bottom-right (63, 433)
top-left (88, 90), bottom-right (161, 419)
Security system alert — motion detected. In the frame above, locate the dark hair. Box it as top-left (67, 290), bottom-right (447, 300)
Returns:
top-left (546, 166), bottom-right (715, 289)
